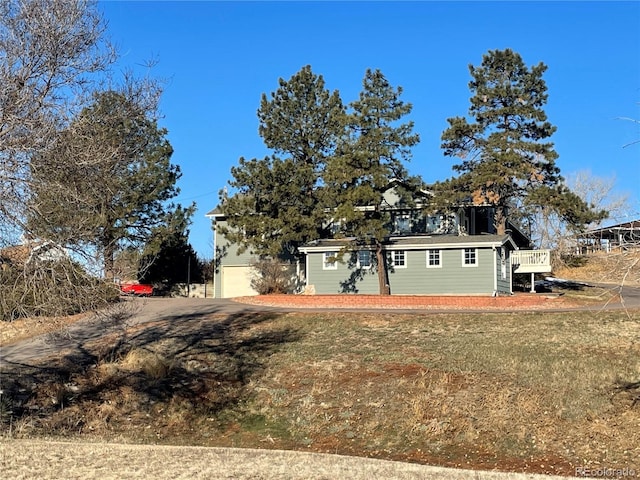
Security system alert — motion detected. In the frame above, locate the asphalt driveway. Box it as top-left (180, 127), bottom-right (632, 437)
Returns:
top-left (0, 297), bottom-right (274, 369)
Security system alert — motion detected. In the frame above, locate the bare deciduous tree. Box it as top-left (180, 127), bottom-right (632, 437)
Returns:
top-left (528, 170), bottom-right (631, 256)
top-left (0, 0), bottom-right (115, 245)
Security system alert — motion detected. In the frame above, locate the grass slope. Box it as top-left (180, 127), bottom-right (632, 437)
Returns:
top-left (2, 308), bottom-right (639, 476)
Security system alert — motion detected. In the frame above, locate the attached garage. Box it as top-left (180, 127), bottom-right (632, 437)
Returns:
top-left (221, 265), bottom-right (258, 298)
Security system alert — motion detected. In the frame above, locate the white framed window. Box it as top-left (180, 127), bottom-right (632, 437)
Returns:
top-left (357, 250), bottom-right (372, 269)
top-left (426, 249), bottom-right (441, 268)
top-left (391, 250), bottom-right (407, 268)
top-left (323, 251), bottom-right (338, 270)
top-left (462, 248), bottom-right (477, 267)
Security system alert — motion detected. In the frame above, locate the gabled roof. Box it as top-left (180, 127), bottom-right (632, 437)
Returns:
top-left (506, 221), bottom-right (533, 249)
top-left (205, 206), bottom-right (224, 218)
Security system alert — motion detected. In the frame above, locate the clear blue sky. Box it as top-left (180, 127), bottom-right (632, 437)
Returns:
top-left (99, 1), bottom-right (640, 258)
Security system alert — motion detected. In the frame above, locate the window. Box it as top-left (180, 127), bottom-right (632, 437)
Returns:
top-left (323, 251), bottom-right (338, 270)
top-left (463, 248), bottom-right (477, 267)
top-left (394, 214), bottom-right (411, 233)
top-left (391, 250), bottom-right (407, 268)
top-left (329, 219), bottom-right (342, 235)
top-left (358, 250), bottom-right (372, 269)
top-left (427, 249), bottom-right (441, 268)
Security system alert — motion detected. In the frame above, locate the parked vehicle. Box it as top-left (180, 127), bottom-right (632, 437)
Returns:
top-left (119, 283), bottom-right (154, 297)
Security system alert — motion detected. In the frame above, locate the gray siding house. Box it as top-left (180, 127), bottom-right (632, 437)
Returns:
top-left (205, 211), bottom-right (261, 298)
top-left (299, 235), bottom-right (516, 296)
top-left (206, 188), bottom-right (550, 298)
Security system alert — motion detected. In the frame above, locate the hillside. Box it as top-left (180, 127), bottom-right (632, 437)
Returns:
top-left (552, 250), bottom-right (640, 287)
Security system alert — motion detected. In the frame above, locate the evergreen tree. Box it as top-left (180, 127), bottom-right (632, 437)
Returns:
top-left (138, 205), bottom-right (198, 286)
top-left (440, 49), bottom-right (602, 234)
top-left (139, 236), bottom-right (200, 287)
top-left (326, 69), bottom-right (420, 295)
top-left (220, 65), bottom-right (345, 257)
top-left (29, 90), bottom-right (182, 279)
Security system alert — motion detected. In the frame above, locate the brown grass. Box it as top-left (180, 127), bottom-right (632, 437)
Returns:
top-left (2, 308), bottom-right (639, 477)
top-left (553, 250), bottom-right (640, 287)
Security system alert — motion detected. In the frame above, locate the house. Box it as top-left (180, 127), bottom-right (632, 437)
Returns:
top-left (577, 219), bottom-right (640, 254)
top-left (205, 207), bottom-right (262, 298)
top-left (206, 188), bottom-right (551, 297)
top-left (0, 240), bottom-right (68, 270)
top-left (299, 234), bottom-right (517, 295)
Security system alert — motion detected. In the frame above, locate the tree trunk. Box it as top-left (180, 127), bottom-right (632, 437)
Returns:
top-left (495, 205), bottom-right (507, 235)
top-left (102, 238), bottom-right (116, 281)
top-left (376, 242), bottom-right (390, 295)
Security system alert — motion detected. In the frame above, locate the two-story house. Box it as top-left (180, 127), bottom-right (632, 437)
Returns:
top-left (206, 187), bottom-right (551, 298)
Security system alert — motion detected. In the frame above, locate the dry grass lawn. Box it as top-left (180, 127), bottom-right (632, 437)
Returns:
top-left (2, 308), bottom-right (640, 477)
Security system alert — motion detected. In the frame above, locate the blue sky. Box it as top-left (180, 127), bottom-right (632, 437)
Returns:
top-left (99, 1), bottom-right (640, 258)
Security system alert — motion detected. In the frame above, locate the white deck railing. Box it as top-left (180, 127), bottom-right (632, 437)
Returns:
top-left (511, 249), bottom-right (552, 273)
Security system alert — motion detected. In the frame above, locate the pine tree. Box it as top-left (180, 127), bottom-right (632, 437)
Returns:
top-left (326, 69), bottom-right (420, 295)
top-left (138, 207), bottom-right (201, 287)
top-left (220, 66), bottom-right (345, 257)
top-left (29, 90), bottom-right (182, 279)
top-left (440, 49), bottom-right (601, 234)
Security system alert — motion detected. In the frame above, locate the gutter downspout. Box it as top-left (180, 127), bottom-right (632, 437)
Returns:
top-left (492, 246), bottom-right (498, 296)
top-left (508, 249), bottom-right (513, 295)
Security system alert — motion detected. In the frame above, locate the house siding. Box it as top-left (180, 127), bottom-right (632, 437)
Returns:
top-left (388, 248), bottom-right (495, 295)
top-left (495, 247), bottom-right (512, 294)
top-left (306, 247), bottom-right (499, 295)
top-left (307, 251), bottom-right (380, 294)
top-left (213, 220), bottom-right (258, 298)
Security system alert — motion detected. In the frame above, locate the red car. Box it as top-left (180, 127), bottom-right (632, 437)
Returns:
top-left (120, 283), bottom-right (154, 297)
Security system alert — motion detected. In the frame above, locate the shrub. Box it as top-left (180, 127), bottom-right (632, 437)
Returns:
top-left (250, 258), bottom-right (295, 295)
top-left (556, 253), bottom-right (589, 269)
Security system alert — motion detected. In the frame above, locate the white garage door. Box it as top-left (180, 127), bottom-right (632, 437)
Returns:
top-left (222, 266), bottom-right (259, 298)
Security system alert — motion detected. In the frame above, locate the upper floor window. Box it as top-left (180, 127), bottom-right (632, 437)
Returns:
top-left (462, 248), bottom-right (477, 267)
top-left (393, 214), bottom-right (411, 233)
top-left (427, 249), bottom-right (441, 268)
top-left (323, 251), bottom-right (338, 270)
